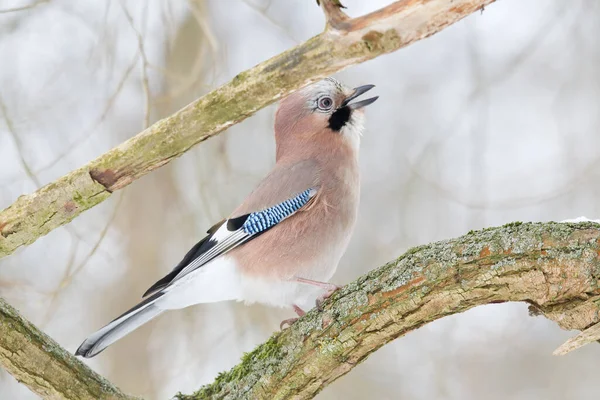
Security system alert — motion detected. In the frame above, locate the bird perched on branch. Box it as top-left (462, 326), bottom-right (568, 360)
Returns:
top-left (76, 77), bottom-right (378, 358)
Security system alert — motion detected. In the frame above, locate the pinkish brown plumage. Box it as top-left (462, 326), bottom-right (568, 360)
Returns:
top-left (76, 78), bottom-right (378, 358)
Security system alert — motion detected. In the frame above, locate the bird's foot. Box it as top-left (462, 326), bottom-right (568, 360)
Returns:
top-left (280, 304), bottom-right (306, 330)
top-left (293, 277), bottom-right (341, 311)
top-left (280, 318), bottom-right (298, 330)
top-left (316, 284), bottom-right (340, 311)
top-left (293, 304), bottom-right (306, 317)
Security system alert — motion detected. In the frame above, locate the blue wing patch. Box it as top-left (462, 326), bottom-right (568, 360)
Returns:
top-left (242, 188), bottom-right (314, 235)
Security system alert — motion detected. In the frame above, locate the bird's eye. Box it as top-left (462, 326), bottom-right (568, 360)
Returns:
top-left (317, 96), bottom-right (333, 111)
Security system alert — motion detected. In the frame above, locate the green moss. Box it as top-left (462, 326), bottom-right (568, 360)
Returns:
top-left (173, 222), bottom-right (600, 399)
top-left (503, 221), bottom-right (523, 228)
top-left (358, 29), bottom-right (402, 54)
top-left (178, 334), bottom-right (285, 399)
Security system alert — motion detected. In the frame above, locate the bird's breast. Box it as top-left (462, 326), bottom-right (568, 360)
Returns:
top-left (232, 159), bottom-right (359, 285)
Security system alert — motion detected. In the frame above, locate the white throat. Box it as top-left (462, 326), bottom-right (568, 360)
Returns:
top-left (340, 111), bottom-right (365, 153)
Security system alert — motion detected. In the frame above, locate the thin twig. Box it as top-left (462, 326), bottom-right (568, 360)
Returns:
top-left (0, 0), bottom-right (49, 14)
top-left (36, 52), bottom-right (140, 173)
top-left (41, 191), bottom-right (125, 327)
top-left (0, 96), bottom-right (41, 187)
top-left (120, 2), bottom-right (152, 128)
top-left (241, 0), bottom-right (300, 43)
top-left (554, 322), bottom-right (600, 355)
top-left (318, 0), bottom-right (349, 30)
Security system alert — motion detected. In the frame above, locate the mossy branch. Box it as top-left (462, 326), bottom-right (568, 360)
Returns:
top-left (178, 222), bottom-right (600, 400)
top-left (0, 0), bottom-right (497, 259)
top-left (2, 222), bottom-right (600, 399)
top-left (0, 298), bottom-right (138, 400)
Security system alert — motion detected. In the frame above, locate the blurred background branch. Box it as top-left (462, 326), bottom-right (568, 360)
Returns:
top-left (5, 222), bottom-right (599, 399)
top-left (0, 0), bottom-right (496, 260)
top-left (0, 0), bottom-right (49, 14)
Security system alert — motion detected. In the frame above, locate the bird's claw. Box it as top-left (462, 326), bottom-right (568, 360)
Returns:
top-left (280, 318), bottom-right (299, 330)
top-left (280, 304), bottom-right (306, 330)
top-left (316, 284), bottom-right (340, 311)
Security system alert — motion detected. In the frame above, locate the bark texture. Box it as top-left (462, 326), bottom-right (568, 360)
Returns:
top-left (0, 298), bottom-right (138, 400)
top-left (176, 222), bottom-right (600, 400)
top-left (2, 222), bottom-right (600, 399)
top-left (0, 0), bottom-right (497, 259)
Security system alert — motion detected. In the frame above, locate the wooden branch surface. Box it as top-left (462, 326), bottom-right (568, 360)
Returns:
top-left (0, 298), bottom-right (138, 400)
top-left (0, 0), bottom-right (496, 259)
top-left (2, 222), bottom-right (599, 399)
top-left (177, 222), bottom-right (600, 400)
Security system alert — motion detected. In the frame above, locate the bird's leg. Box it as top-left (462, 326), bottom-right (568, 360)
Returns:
top-left (293, 304), bottom-right (307, 317)
top-left (280, 304), bottom-right (306, 330)
top-left (294, 277), bottom-right (341, 311)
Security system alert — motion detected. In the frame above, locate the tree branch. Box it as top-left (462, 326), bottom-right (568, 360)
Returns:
top-left (177, 222), bottom-right (600, 400)
top-left (553, 321), bottom-right (600, 355)
top-left (0, 298), bottom-right (138, 400)
top-left (0, 0), bottom-right (497, 259)
top-left (317, 0), bottom-right (350, 30)
top-left (2, 222), bottom-right (599, 399)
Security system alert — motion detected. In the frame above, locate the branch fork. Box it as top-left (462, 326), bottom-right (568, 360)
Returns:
top-left (318, 0), bottom-right (350, 30)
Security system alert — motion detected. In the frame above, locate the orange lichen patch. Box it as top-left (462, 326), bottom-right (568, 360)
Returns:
top-left (367, 293), bottom-right (377, 306)
top-left (479, 246), bottom-right (491, 258)
top-left (380, 276), bottom-right (426, 301)
top-left (542, 236), bottom-right (560, 250)
top-left (353, 312), bottom-right (372, 325)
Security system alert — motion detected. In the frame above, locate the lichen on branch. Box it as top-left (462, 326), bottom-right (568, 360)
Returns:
top-left (1, 222), bottom-right (599, 400)
top-left (0, 298), bottom-right (138, 400)
top-left (177, 222), bottom-right (600, 400)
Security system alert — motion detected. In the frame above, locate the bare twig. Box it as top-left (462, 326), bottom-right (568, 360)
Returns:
top-left (0, 0), bottom-right (49, 14)
top-left (37, 52), bottom-right (140, 173)
top-left (0, 96), bottom-right (41, 187)
top-left (120, 2), bottom-right (152, 128)
top-left (241, 0), bottom-right (300, 43)
top-left (0, 0), bottom-right (498, 259)
top-left (554, 322), bottom-right (600, 355)
top-left (40, 192), bottom-right (125, 327)
top-left (318, 0), bottom-right (350, 30)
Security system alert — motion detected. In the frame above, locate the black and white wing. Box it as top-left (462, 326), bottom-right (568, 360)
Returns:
top-left (142, 188), bottom-right (317, 297)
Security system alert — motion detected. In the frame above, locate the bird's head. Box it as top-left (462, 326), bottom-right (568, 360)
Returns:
top-left (274, 77), bottom-right (378, 160)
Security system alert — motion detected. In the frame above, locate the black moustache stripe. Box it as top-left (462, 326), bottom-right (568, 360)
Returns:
top-left (328, 106), bottom-right (351, 131)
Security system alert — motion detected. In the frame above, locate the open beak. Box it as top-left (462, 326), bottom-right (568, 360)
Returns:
top-left (342, 84), bottom-right (378, 110)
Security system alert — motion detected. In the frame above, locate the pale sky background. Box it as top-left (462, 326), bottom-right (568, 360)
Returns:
top-left (1, 0), bottom-right (600, 399)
